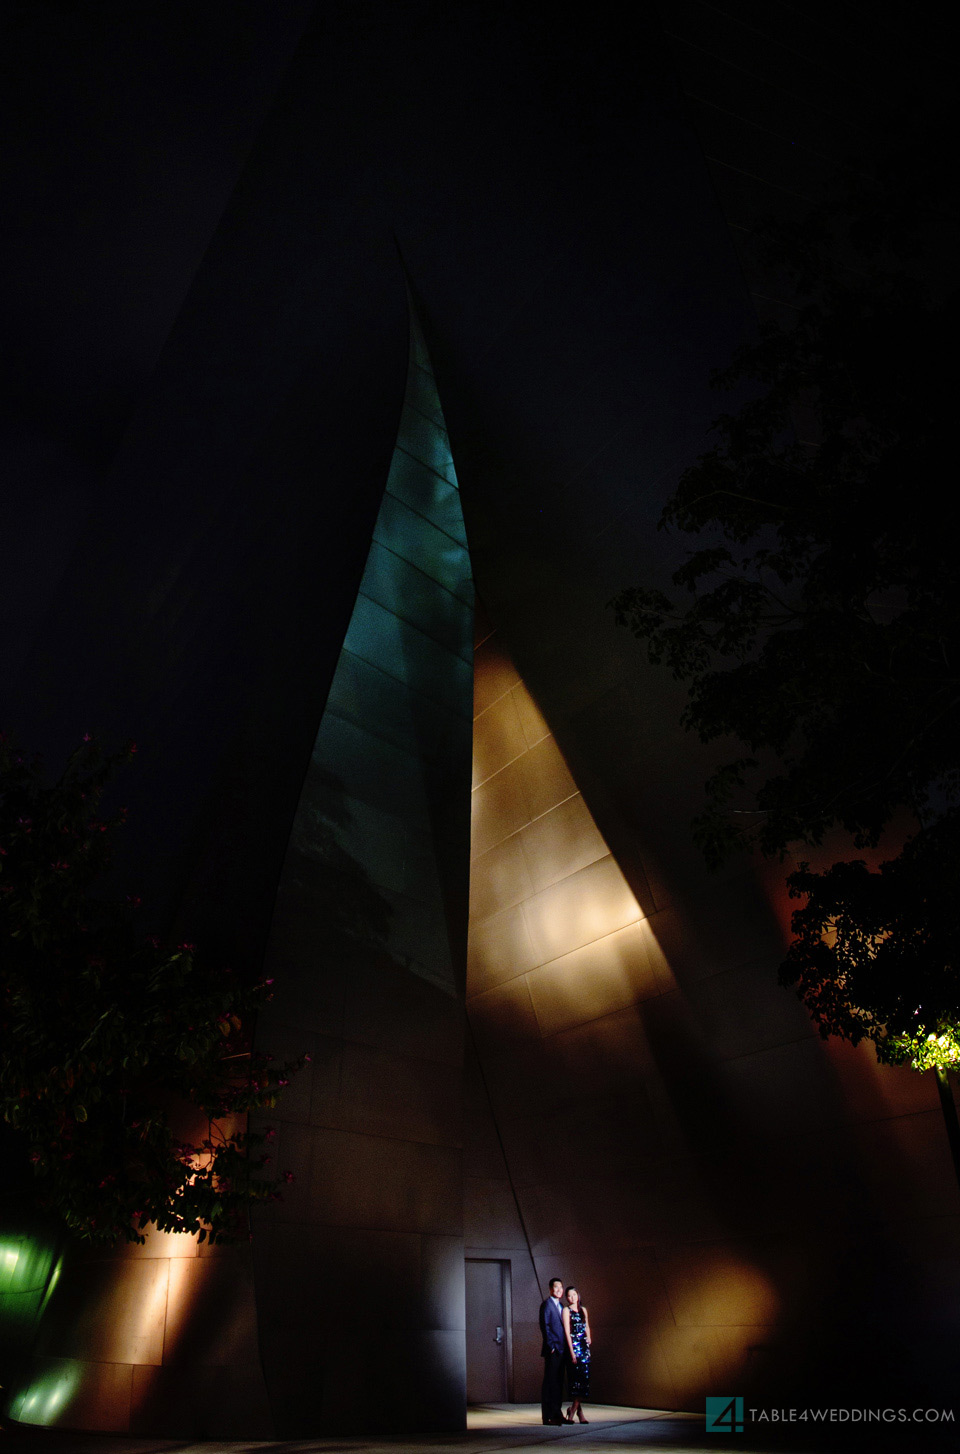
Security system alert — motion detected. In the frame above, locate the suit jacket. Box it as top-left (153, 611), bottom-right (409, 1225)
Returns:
top-left (539, 1295), bottom-right (565, 1357)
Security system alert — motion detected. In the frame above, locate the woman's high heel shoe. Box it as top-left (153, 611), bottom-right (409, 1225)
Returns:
top-left (561, 1409), bottom-right (575, 1422)
top-left (576, 1408), bottom-right (589, 1423)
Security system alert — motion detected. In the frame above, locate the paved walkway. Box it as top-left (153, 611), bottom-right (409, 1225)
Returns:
top-left (1, 1403), bottom-right (955, 1454)
top-left (2, 1406), bottom-right (700, 1453)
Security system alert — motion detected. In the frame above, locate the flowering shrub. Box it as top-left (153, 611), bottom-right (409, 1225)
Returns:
top-left (0, 735), bottom-right (304, 1244)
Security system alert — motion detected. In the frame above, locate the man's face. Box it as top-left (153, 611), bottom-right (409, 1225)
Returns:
top-left (550, 1280), bottom-right (563, 1300)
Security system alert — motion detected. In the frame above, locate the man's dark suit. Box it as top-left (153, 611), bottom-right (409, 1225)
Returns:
top-left (539, 1293), bottom-right (565, 1423)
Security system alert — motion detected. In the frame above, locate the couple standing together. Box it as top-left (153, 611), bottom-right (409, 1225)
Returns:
top-left (539, 1277), bottom-right (592, 1425)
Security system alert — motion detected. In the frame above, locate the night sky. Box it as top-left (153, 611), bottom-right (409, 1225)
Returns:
top-left (2, 0), bottom-right (940, 963)
top-left (2, 3), bottom-right (312, 682)
top-left (1, 1), bottom-right (754, 683)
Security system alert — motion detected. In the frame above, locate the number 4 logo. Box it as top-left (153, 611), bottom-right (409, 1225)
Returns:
top-left (706, 1397), bottom-right (745, 1433)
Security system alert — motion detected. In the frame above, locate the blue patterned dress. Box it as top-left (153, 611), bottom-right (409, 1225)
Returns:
top-left (566, 1306), bottom-right (590, 1399)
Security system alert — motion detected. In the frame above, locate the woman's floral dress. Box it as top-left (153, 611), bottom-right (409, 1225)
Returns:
top-left (567, 1307), bottom-right (590, 1399)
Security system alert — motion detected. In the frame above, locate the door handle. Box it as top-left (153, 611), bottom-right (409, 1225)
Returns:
top-left (494, 1325), bottom-right (503, 1345)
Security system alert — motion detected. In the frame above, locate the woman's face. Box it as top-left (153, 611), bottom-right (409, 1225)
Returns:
top-left (566, 1287), bottom-right (579, 1307)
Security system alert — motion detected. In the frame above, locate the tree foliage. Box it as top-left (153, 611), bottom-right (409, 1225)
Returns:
top-left (0, 735), bottom-right (305, 1244)
top-left (785, 819), bottom-right (960, 1072)
top-left (613, 165), bottom-right (960, 1072)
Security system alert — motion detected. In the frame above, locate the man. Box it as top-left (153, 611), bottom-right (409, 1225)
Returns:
top-left (539, 1277), bottom-right (567, 1425)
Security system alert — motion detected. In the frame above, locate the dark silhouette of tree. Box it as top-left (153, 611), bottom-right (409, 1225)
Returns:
top-left (614, 139), bottom-right (960, 1179)
top-left (0, 735), bottom-right (304, 1245)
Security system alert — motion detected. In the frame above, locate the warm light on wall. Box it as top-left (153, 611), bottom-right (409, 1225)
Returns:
top-left (465, 630), bottom-right (789, 1411)
top-left (653, 1257), bottom-right (779, 1401)
top-left (468, 633), bottom-right (676, 1027)
top-left (10, 1228), bottom-right (205, 1430)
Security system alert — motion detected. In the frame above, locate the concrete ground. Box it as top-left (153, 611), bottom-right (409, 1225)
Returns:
top-left (0, 1403), bottom-right (955, 1454)
top-left (0, 1406), bottom-right (699, 1454)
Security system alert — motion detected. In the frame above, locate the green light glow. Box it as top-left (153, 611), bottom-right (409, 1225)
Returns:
top-left (0, 1227), bottom-right (64, 1424)
top-left (13, 1362), bottom-right (79, 1427)
top-left (0, 1233), bottom-right (57, 1301)
top-left (35, 1253), bottom-right (63, 1321)
top-left (886, 1025), bottom-right (960, 1073)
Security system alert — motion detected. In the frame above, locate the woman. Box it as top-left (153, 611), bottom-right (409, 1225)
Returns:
top-left (561, 1284), bottom-right (592, 1424)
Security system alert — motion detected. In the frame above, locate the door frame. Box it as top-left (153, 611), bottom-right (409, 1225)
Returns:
top-left (465, 1256), bottom-right (514, 1403)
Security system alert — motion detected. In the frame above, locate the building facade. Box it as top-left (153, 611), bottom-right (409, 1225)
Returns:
top-left (2, 0), bottom-right (958, 1437)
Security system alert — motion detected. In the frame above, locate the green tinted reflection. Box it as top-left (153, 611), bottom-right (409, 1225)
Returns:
top-left (360, 542), bottom-right (472, 662)
top-left (372, 493), bottom-right (471, 602)
top-left (0, 1232), bottom-right (63, 1424)
top-left (286, 300), bottom-right (472, 994)
top-left (325, 649), bottom-right (466, 764)
top-left (386, 450), bottom-right (468, 546)
top-left (343, 595), bottom-right (472, 718)
top-left (396, 408), bottom-right (458, 485)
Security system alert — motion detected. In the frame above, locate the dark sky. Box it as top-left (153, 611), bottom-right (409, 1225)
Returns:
top-left (1, 2), bottom-right (316, 680)
top-left (3, 0), bottom-right (947, 964)
top-left (3, 0), bottom-right (952, 691)
top-left (0, 1), bottom-right (766, 958)
top-left (2, 4), bottom-right (318, 464)
top-left (0, 1), bottom-right (757, 685)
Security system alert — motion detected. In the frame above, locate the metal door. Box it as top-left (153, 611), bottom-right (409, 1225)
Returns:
top-left (465, 1258), bottom-right (511, 1403)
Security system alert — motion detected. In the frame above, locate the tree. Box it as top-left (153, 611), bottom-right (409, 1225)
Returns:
top-left (0, 734), bottom-right (305, 1245)
top-left (612, 158), bottom-right (960, 1177)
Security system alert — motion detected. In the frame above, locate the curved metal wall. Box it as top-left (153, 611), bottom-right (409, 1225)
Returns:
top-left (5, 4), bottom-right (958, 1435)
top-left (5, 1220), bottom-right (271, 1436)
top-left (461, 613), bottom-right (959, 1411)
top-left (5, 307), bottom-right (474, 1440)
top-left (249, 306), bottom-right (474, 1435)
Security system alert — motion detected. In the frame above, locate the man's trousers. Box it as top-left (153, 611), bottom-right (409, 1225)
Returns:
top-left (541, 1349), bottom-right (564, 1423)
